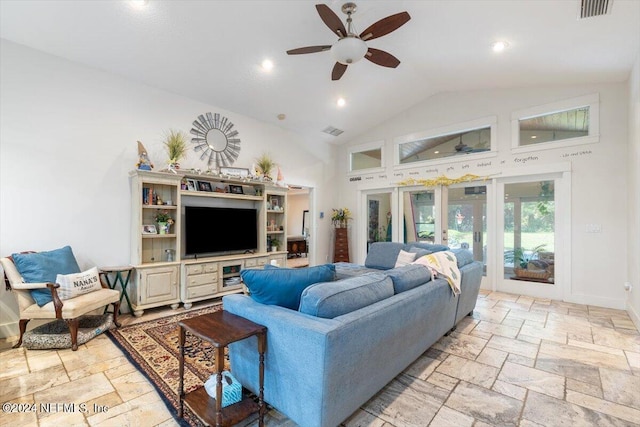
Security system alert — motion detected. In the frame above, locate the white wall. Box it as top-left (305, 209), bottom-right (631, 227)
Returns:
top-left (628, 54), bottom-right (640, 328)
top-left (0, 40), bottom-right (338, 337)
top-left (338, 82), bottom-right (631, 310)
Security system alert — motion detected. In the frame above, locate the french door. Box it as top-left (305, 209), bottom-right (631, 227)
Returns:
top-left (400, 184), bottom-right (491, 288)
top-left (495, 174), bottom-right (567, 300)
top-left (365, 169), bottom-right (568, 299)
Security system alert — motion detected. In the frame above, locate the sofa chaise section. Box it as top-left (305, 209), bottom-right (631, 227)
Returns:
top-left (223, 275), bottom-right (458, 427)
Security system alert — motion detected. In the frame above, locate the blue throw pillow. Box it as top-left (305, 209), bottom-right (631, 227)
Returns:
top-left (364, 242), bottom-right (405, 270)
top-left (240, 264), bottom-right (336, 309)
top-left (12, 246), bottom-right (81, 307)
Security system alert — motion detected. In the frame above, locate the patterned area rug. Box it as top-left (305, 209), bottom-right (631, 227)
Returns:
top-left (107, 304), bottom-right (228, 427)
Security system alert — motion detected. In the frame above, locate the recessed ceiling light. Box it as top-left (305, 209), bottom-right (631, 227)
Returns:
top-left (531, 135), bottom-right (537, 139)
top-left (261, 59), bottom-right (274, 71)
top-left (434, 151), bottom-right (440, 154)
top-left (491, 41), bottom-right (509, 52)
top-left (277, 113), bottom-right (286, 120)
top-left (130, 0), bottom-right (149, 9)
top-left (337, 98), bottom-right (346, 108)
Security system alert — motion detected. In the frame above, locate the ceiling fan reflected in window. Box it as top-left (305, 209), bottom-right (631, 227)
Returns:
top-left (286, 3), bottom-right (411, 81)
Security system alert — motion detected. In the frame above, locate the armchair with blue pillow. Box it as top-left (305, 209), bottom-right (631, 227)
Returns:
top-left (1, 246), bottom-right (121, 351)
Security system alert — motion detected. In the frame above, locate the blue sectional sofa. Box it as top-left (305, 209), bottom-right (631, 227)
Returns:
top-left (223, 242), bottom-right (483, 427)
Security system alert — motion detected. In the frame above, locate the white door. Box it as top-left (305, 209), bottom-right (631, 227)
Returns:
top-left (495, 174), bottom-right (567, 300)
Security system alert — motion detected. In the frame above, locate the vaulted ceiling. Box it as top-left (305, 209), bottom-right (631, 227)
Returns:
top-left (1, 0), bottom-right (638, 145)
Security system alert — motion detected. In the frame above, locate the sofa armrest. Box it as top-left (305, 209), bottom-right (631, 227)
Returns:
top-left (223, 294), bottom-right (340, 426)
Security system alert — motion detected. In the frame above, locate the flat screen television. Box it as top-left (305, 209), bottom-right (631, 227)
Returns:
top-left (184, 206), bottom-right (258, 257)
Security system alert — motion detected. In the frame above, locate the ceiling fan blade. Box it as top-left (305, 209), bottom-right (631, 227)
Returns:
top-left (359, 11), bottom-right (411, 41)
top-left (365, 48), bottom-right (401, 68)
top-left (332, 62), bottom-right (348, 81)
top-left (316, 4), bottom-right (347, 38)
top-left (287, 45), bottom-right (332, 55)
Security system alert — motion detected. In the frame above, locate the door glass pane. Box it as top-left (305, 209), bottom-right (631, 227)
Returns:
top-left (403, 190), bottom-right (436, 243)
top-left (367, 193), bottom-right (392, 251)
top-left (448, 186), bottom-right (487, 275)
top-left (503, 181), bottom-right (555, 282)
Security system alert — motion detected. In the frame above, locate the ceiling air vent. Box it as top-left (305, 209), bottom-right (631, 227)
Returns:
top-left (322, 126), bottom-right (344, 136)
top-left (579, 0), bottom-right (613, 19)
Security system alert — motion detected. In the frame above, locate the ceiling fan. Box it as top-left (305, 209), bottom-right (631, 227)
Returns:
top-left (452, 136), bottom-right (490, 155)
top-left (286, 3), bottom-right (411, 81)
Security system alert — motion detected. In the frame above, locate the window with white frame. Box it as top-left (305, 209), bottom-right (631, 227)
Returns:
top-left (395, 117), bottom-right (497, 166)
top-left (349, 142), bottom-right (384, 173)
top-left (512, 93), bottom-right (599, 151)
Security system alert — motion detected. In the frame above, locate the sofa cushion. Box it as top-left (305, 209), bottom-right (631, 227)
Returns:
top-left (364, 242), bottom-right (405, 270)
top-left (394, 250), bottom-right (416, 268)
top-left (384, 264), bottom-right (432, 294)
top-left (241, 264), bottom-right (336, 310)
top-left (299, 272), bottom-right (394, 318)
top-left (333, 262), bottom-right (380, 280)
top-left (407, 247), bottom-right (431, 260)
top-left (12, 246), bottom-right (81, 307)
top-left (406, 242), bottom-right (449, 253)
top-left (451, 248), bottom-right (475, 268)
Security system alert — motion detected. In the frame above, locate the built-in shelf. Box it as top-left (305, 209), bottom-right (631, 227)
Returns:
top-left (142, 205), bottom-right (178, 209)
top-left (180, 191), bottom-right (263, 201)
top-left (142, 233), bottom-right (177, 239)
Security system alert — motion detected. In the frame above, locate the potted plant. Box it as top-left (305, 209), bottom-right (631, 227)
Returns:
top-left (270, 237), bottom-right (280, 252)
top-left (163, 129), bottom-right (188, 170)
top-left (331, 208), bottom-right (352, 228)
top-left (505, 244), bottom-right (550, 279)
top-left (255, 153), bottom-right (276, 180)
top-left (154, 210), bottom-right (174, 234)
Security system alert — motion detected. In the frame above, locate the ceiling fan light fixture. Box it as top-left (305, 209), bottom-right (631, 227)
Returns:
top-left (331, 36), bottom-right (368, 65)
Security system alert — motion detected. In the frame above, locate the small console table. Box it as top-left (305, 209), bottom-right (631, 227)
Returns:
top-left (178, 310), bottom-right (267, 427)
top-left (99, 266), bottom-right (134, 314)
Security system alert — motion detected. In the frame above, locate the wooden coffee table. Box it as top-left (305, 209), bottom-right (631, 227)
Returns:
top-left (178, 310), bottom-right (266, 427)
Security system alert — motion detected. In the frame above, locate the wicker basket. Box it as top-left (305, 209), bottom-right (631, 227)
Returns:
top-left (513, 268), bottom-right (551, 280)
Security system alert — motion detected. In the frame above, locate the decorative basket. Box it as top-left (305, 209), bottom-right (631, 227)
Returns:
top-left (514, 268), bottom-right (551, 280)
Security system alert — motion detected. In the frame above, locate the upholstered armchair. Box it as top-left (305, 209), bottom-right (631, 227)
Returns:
top-left (1, 249), bottom-right (121, 351)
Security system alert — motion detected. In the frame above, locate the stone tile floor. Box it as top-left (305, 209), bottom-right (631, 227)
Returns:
top-left (1, 290), bottom-right (638, 426)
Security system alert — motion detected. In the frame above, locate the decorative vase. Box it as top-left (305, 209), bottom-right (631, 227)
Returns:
top-left (158, 222), bottom-right (167, 235)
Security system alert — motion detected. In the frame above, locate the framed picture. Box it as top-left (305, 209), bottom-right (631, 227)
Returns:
top-left (229, 184), bottom-right (243, 194)
top-left (186, 179), bottom-right (197, 191)
top-left (198, 181), bottom-right (213, 192)
top-left (270, 197), bottom-right (279, 208)
top-left (142, 224), bottom-right (157, 234)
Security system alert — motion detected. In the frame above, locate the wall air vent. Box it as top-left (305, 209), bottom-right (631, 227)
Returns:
top-left (579, 0), bottom-right (613, 19)
top-left (322, 126), bottom-right (344, 136)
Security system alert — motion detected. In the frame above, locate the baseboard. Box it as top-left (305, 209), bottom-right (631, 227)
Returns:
top-left (564, 293), bottom-right (626, 310)
top-left (0, 321), bottom-right (18, 340)
top-left (626, 299), bottom-right (640, 331)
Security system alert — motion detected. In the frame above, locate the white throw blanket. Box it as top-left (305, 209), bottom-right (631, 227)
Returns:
top-left (412, 251), bottom-right (461, 296)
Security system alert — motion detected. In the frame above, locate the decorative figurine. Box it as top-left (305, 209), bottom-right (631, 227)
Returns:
top-left (136, 141), bottom-right (154, 171)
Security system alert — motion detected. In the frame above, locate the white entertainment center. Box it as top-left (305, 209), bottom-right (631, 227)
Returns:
top-left (129, 170), bottom-right (287, 316)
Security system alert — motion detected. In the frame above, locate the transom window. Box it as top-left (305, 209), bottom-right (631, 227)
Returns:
top-left (512, 93), bottom-right (599, 150)
top-left (349, 142), bottom-right (384, 173)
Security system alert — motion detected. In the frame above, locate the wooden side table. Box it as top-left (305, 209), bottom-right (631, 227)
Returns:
top-left (178, 310), bottom-right (266, 427)
top-left (333, 227), bottom-right (350, 262)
